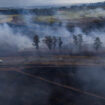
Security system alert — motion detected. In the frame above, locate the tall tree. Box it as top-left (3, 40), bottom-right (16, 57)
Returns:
top-left (73, 34), bottom-right (83, 49)
top-left (58, 37), bottom-right (63, 49)
top-left (52, 36), bottom-right (57, 49)
top-left (73, 35), bottom-right (78, 46)
top-left (93, 37), bottom-right (102, 51)
top-left (33, 35), bottom-right (40, 49)
top-left (43, 36), bottom-right (53, 50)
top-left (78, 34), bottom-right (83, 49)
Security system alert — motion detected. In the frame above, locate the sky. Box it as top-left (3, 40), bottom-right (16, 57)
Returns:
top-left (0, 0), bottom-right (105, 7)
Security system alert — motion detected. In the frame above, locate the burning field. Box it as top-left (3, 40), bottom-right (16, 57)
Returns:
top-left (1, 3), bottom-right (105, 105)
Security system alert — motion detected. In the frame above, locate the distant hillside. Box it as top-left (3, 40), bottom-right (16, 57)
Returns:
top-left (0, 1), bottom-right (105, 15)
top-left (58, 1), bottom-right (105, 10)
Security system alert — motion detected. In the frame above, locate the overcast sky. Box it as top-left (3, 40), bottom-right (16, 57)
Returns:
top-left (0, 0), bottom-right (105, 7)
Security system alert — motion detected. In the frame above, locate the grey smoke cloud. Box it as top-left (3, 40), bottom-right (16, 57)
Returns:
top-left (0, 24), bottom-right (33, 51)
top-left (0, 0), bottom-right (105, 7)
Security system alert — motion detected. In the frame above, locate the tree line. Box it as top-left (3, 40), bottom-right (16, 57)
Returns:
top-left (33, 34), bottom-right (102, 51)
top-left (33, 35), bottom-right (63, 50)
top-left (73, 34), bottom-right (102, 51)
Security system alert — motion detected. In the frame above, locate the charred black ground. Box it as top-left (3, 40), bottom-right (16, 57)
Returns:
top-left (0, 63), bottom-right (105, 105)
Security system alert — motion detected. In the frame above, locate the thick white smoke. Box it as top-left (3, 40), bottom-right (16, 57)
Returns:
top-left (1, 7), bottom-right (105, 53)
top-left (0, 21), bottom-right (105, 53)
top-left (0, 24), bottom-right (33, 51)
top-left (73, 27), bottom-right (105, 46)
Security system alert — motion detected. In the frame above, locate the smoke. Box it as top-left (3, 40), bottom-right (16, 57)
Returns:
top-left (73, 66), bottom-right (105, 105)
top-left (1, 5), bottom-right (105, 105)
top-left (1, 21), bottom-right (104, 53)
top-left (73, 27), bottom-right (105, 45)
top-left (0, 24), bottom-right (33, 52)
top-left (1, 7), bottom-right (105, 55)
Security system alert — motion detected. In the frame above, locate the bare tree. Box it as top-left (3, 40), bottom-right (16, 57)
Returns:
top-left (43, 36), bottom-right (53, 50)
top-left (33, 35), bottom-right (40, 49)
top-left (93, 37), bottom-right (102, 51)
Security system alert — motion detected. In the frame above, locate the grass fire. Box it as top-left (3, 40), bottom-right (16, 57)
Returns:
top-left (1, 1), bottom-right (105, 105)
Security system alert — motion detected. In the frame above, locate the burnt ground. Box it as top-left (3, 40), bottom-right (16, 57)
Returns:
top-left (0, 62), bottom-right (105, 105)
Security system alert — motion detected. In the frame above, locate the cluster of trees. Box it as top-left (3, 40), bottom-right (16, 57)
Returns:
top-left (93, 37), bottom-right (102, 51)
top-left (32, 8), bottom-right (55, 16)
top-left (0, 8), bottom-right (55, 15)
top-left (33, 35), bottom-right (63, 50)
top-left (73, 34), bottom-right (102, 51)
top-left (33, 34), bottom-right (102, 51)
top-left (73, 34), bottom-right (83, 50)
